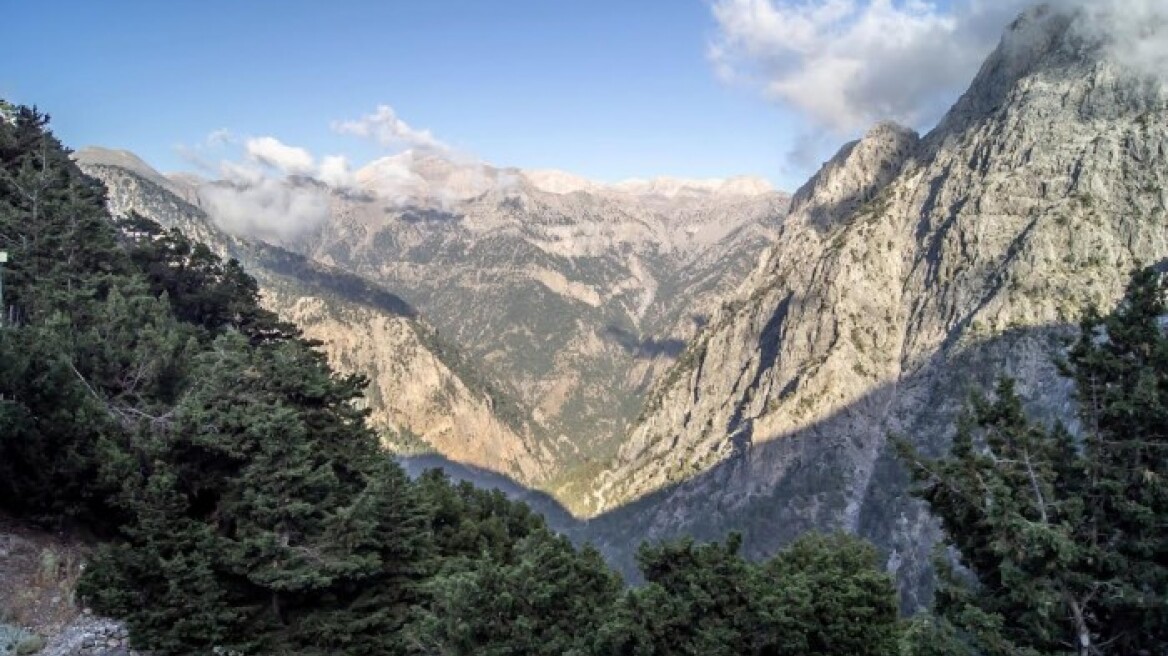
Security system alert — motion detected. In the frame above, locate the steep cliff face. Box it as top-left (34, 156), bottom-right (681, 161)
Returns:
top-left (591, 6), bottom-right (1168, 603)
top-left (268, 291), bottom-right (553, 483)
top-left (591, 120), bottom-right (921, 514)
top-left (77, 156), bottom-right (554, 485)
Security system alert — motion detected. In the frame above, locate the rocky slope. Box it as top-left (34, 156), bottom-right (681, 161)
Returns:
top-left (299, 157), bottom-right (790, 487)
top-left (586, 5), bottom-right (1168, 604)
top-left (0, 513), bottom-right (139, 656)
top-left (77, 154), bottom-right (554, 485)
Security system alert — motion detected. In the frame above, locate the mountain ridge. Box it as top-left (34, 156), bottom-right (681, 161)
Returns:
top-left (588, 3), bottom-right (1168, 603)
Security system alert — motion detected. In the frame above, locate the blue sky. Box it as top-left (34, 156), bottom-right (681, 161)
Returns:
top-left (1, 1), bottom-right (1030, 191)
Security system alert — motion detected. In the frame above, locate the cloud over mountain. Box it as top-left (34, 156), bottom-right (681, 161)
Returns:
top-left (709, 0), bottom-right (1029, 133)
top-left (245, 136), bottom-right (316, 175)
top-left (199, 160), bottom-right (331, 242)
top-left (187, 133), bottom-right (339, 242)
top-left (317, 154), bottom-right (356, 188)
top-left (1077, 0), bottom-right (1168, 82)
top-left (332, 104), bottom-right (447, 151)
top-left (709, 0), bottom-right (1168, 135)
top-left (186, 105), bottom-right (466, 239)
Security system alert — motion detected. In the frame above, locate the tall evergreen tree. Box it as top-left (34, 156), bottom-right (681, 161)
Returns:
top-left (413, 469), bottom-right (546, 564)
top-left (117, 214), bottom-right (298, 343)
top-left (900, 267), bottom-right (1168, 655)
top-left (1064, 266), bottom-right (1168, 651)
top-left (82, 333), bottom-right (434, 655)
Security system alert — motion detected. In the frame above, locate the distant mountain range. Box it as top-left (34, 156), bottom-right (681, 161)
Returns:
top-left (76, 145), bottom-right (790, 511)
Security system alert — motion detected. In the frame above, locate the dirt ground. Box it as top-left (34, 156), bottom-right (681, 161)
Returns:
top-left (0, 514), bottom-right (88, 636)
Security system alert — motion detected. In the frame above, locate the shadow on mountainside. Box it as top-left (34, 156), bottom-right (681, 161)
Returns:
top-left (397, 454), bottom-right (581, 533)
top-left (247, 243), bottom-right (419, 319)
top-left (412, 320), bottom-right (1080, 612)
top-left (602, 324), bottom-right (687, 359)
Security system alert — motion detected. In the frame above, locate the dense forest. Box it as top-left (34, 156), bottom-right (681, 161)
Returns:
top-left (0, 106), bottom-right (1164, 655)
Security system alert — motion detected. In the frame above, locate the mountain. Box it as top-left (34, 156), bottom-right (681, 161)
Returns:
top-left (76, 151), bottom-right (555, 485)
top-left (77, 148), bottom-right (788, 509)
top-left (304, 153), bottom-right (790, 486)
top-left (585, 5), bottom-right (1168, 603)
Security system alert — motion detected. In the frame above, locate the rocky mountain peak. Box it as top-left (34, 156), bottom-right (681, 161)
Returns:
top-left (611, 176), bottom-right (774, 198)
top-left (74, 146), bottom-right (197, 202)
top-left (934, 3), bottom-right (1166, 145)
top-left (788, 121), bottom-right (918, 232)
top-left (521, 169), bottom-right (598, 195)
top-left (352, 150), bottom-right (778, 208)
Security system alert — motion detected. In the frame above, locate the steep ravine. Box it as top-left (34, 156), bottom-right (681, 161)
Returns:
top-left (300, 163), bottom-right (790, 469)
top-left (78, 157), bottom-right (555, 486)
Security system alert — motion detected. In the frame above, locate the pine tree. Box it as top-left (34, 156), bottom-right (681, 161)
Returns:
top-left (0, 105), bottom-right (192, 526)
top-left (83, 332), bottom-right (434, 654)
top-left (596, 533), bottom-right (899, 656)
top-left (117, 214), bottom-right (297, 343)
top-left (408, 529), bottom-right (621, 656)
top-left (1063, 266), bottom-right (1168, 653)
top-left (761, 533), bottom-right (900, 656)
top-left (900, 267), bottom-right (1168, 656)
top-left (413, 468), bottom-right (546, 564)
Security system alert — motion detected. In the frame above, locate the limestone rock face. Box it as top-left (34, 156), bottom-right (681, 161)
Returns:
top-left (273, 291), bottom-right (554, 483)
top-left (590, 6), bottom-right (1168, 604)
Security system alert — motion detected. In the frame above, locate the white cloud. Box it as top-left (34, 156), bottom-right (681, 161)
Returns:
top-left (175, 129), bottom-right (240, 173)
top-left (218, 160), bottom-right (266, 187)
top-left (331, 104), bottom-right (447, 151)
top-left (711, 0), bottom-right (1168, 136)
top-left (199, 175), bottom-right (330, 242)
top-left (206, 128), bottom-right (235, 146)
top-left (245, 136), bottom-right (316, 175)
top-left (317, 154), bottom-right (356, 188)
top-left (1076, 0), bottom-right (1168, 82)
top-left (709, 0), bottom-right (1030, 134)
top-left (194, 137), bottom-right (344, 241)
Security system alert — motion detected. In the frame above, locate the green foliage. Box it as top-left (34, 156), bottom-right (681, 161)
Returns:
top-left (0, 107), bottom-right (172, 526)
top-left (597, 532), bottom-right (900, 656)
top-left (0, 106), bottom-right (438, 654)
top-left (118, 213), bottom-right (298, 343)
top-left (414, 469), bottom-right (546, 563)
top-left (900, 267), bottom-right (1168, 655)
top-left (897, 614), bottom-right (977, 656)
top-left (77, 333), bottom-right (439, 654)
top-left (408, 530), bottom-right (621, 656)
